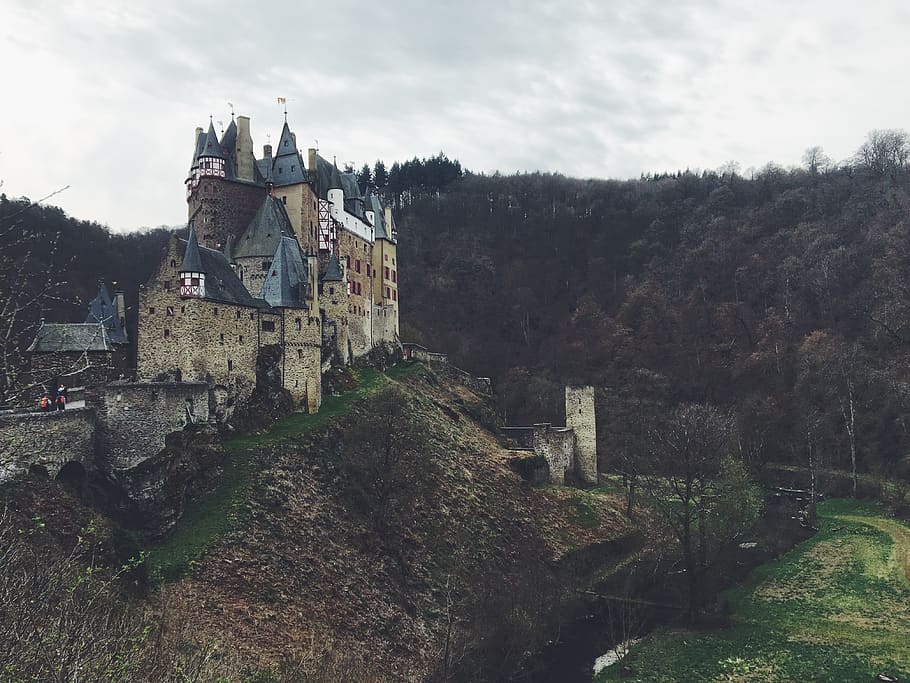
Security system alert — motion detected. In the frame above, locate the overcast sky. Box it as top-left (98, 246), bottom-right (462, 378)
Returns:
top-left (2, 0), bottom-right (909, 231)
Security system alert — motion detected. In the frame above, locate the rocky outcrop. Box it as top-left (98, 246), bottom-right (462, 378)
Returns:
top-left (106, 425), bottom-right (223, 537)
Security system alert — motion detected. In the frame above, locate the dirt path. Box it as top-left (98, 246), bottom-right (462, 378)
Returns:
top-left (834, 513), bottom-right (910, 584)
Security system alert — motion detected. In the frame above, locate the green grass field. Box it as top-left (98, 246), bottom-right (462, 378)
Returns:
top-left (143, 366), bottom-right (398, 582)
top-left (596, 499), bottom-right (910, 682)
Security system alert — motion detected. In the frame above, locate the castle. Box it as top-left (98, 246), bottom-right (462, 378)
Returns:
top-left (137, 113), bottom-right (400, 415)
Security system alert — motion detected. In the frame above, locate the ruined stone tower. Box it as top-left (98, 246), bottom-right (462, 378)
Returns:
top-left (566, 386), bottom-right (597, 485)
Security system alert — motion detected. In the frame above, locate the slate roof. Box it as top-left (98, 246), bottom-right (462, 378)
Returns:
top-left (322, 252), bottom-right (344, 282)
top-left (365, 189), bottom-right (390, 240)
top-left (84, 282), bottom-right (128, 344)
top-left (341, 173), bottom-right (365, 219)
top-left (198, 122), bottom-right (225, 159)
top-left (29, 323), bottom-right (112, 353)
top-left (220, 119), bottom-right (238, 179)
top-left (259, 237), bottom-right (309, 308)
top-left (272, 122), bottom-right (308, 187)
top-left (176, 236), bottom-right (270, 308)
top-left (189, 129), bottom-right (206, 172)
top-left (180, 227), bottom-right (205, 273)
top-left (232, 195), bottom-right (294, 259)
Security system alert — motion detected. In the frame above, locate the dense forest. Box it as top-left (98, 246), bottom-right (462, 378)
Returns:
top-left (5, 131), bottom-right (910, 487)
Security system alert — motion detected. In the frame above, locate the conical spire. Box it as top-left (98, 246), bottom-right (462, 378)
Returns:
top-left (275, 121), bottom-right (296, 157)
top-left (199, 121), bottom-right (225, 159)
top-left (322, 252), bottom-right (343, 282)
top-left (260, 237), bottom-right (308, 307)
top-left (181, 226), bottom-right (205, 273)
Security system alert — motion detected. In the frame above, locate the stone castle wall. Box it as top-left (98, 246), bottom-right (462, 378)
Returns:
top-left (188, 178), bottom-right (266, 251)
top-left (531, 423), bottom-right (576, 485)
top-left (277, 309), bottom-right (322, 412)
top-left (402, 344), bottom-right (492, 395)
top-left (88, 382), bottom-right (209, 473)
top-left (0, 408), bottom-right (96, 483)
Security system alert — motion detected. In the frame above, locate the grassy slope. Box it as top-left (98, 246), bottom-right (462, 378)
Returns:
top-left (144, 367), bottom-right (394, 582)
top-left (596, 499), bottom-right (910, 682)
top-left (149, 362), bottom-right (634, 675)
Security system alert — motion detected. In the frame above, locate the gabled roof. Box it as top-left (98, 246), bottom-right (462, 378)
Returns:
top-left (180, 227), bottom-right (205, 273)
top-left (322, 252), bottom-right (344, 282)
top-left (85, 282), bottom-right (128, 344)
top-left (176, 236), bottom-right (270, 308)
top-left (259, 236), bottom-right (309, 308)
top-left (198, 121), bottom-right (225, 159)
top-left (29, 323), bottom-right (112, 353)
top-left (232, 195), bottom-right (293, 259)
top-left (340, 173), bottom-right (365, 219)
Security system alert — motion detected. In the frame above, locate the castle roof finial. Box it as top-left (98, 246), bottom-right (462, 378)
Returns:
top-left (181, 225), bottom-right (205, 274)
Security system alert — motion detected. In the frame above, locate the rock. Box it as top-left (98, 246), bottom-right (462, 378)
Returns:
top-left (876, 675), bottom-right (899, 682)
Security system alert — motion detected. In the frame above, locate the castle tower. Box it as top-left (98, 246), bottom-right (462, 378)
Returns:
top-left (566, 386), bottom-right (597, 485)
top-left (179, 227), bottom-right (206, 298)
top-left (321, 252), bottom-right (349, 363)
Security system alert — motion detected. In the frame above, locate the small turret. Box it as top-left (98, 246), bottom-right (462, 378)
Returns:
top-left (179, 227), bottom-right (206, 298)
top-left (197, 121), bottom-right (226, 178)
top-left (322, 253), bottom-right (344, 282)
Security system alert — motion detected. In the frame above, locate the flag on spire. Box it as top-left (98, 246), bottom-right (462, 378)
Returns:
top-left (277, 97), bottom-right (286, 104)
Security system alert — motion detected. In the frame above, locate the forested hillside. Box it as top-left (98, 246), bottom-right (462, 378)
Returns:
top-left (392, 133), bottom-right (910, 485)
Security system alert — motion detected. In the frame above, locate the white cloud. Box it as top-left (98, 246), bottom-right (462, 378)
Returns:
top-left (1, 0), bottom-right (908, 230)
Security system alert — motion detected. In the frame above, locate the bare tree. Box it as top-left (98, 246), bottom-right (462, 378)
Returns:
top-left (855, 128), bottom-right (910, 174)
top-left (802, 145), bottom-right (832, 174)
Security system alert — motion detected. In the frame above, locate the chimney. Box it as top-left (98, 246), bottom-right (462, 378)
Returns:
top-left (263, 143), bottom-right (272, 158)
top-left (308, 148), bottom-right (317, 173)
top-left (236, 115), bottom-right (254, 182)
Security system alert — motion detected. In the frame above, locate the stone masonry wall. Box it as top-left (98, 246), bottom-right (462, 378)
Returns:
top-left (188, 177), bottom-right (266, 251)
top-left (279, 308), bottom-right (322, 412)
top-left (138, 237), bottom-right (281, 412)
top-left (0, 409), bottom-right (96, 483)
top-left (532, 424), bottom-right (576, 485)
top-left (88, 382), bottom-right (209, 473)
top-left (402, 344), bottom-right (492, 395)
top-left (566, 386), bottom-right (597, 485)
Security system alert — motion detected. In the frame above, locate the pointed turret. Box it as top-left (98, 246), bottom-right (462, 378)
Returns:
top-left (260, 237), bottom-right (308, 307)
top-left (322, 252), bottom-right (344, 282)
top-left (197, 121), bottom-right (226, 178)
top-left (180, 227), bottom-right (206, 298)
top-left (220, 119), bottom-right (238, 179)
top-left (328, 162), bottom-right (343, 191)
top-left (272, 121), bottom-right (307, 187)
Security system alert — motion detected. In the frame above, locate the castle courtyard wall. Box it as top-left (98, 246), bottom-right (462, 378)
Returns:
top-left (88, 382), bottom-right (209, 473)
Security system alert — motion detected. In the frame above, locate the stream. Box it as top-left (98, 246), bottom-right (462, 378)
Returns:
top-left (514, 494), bottom-right (814, 682)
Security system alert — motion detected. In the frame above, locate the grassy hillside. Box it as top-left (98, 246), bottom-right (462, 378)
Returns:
top-left (150, 362), bottom-right (636, 680)
top-left (596, 499), bottom-right (910, 682)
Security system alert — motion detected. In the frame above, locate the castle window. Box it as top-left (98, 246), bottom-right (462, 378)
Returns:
top-left (345, 255), bottom-right (351, 268)
top-left (329, 286), bottom-right (334, 295)
top-left (279, 167), bottom-right (283, 174)
top-left (181, 305), bottom-right (185, 313)
top-left (213, 308), bottom-right (218, 316)
top-left (171, 259), bottom-right (177, 268)
top-left (392, 270), bottom-right (397, 283)
top-left (239, 335), bottom-right (243, 342)
top-left (355, 259), bottom-right (361, 273)
top-left (164, 280), bottom-right (171, 291)
top-left (191, 277), bottom-right (200, 286)
top-left (297, 349), bottom-right (303, 359)
top-left (250, 312), bottom-right (254, 320)
top-left (356, 282), bottom-right (362, 295)
top-left (385, 255), bottom-right (388, 262)
top-left (228, 359), bottom-right (233, 372)
top-left (366, 264), bottom-right (371, 277)
top-left (261, 320), bottom-right (275, 332)
top-left (384, 266), bottom-right (389, 279)
top-left (149, 307), bottom-right (155, 314)
top-left (291, 165), bottom-right (295, 172)
top-left (295, 318), bottom-right (301, 331)
top-left (392, 290), bottom-right (397, 301)
top-left (386, 287), bottom-right (390, 298)
top-left (236, 310), bottom-right (241, 319)
top-left (282, 196), bottom-right (287, 205)
top-left (219, 333), bottom-right (224, 344)
top-left (163, 329), bottom-right (170, 338)
top-left (166, 306), bottom-right (174, 316)
top-left (392, 258), bottom-right (395, 265)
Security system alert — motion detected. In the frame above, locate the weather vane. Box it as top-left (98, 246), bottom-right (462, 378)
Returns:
top-left (227, 101), bottom-right (235, 118)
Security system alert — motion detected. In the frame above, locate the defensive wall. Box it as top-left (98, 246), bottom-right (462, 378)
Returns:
top-left (402, 343), bottom-right (492, 395)
top-left (0, 408), bottom-right (96, 482)
top-left (502, 423), bottom-right (576, 485)
top-left (0, 382), bottom-right (210, 484)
